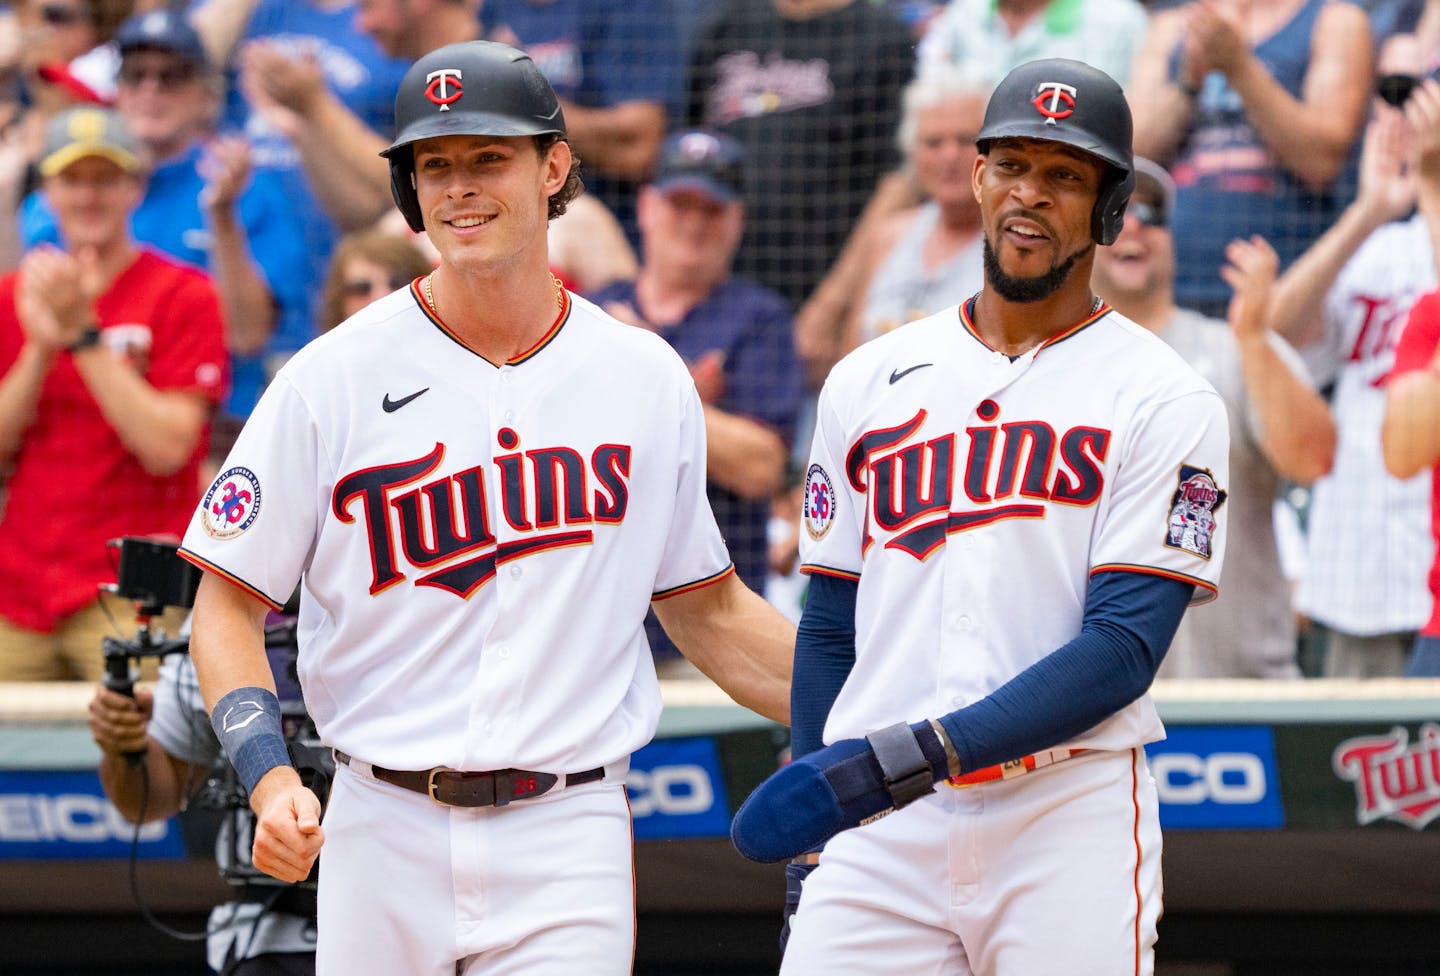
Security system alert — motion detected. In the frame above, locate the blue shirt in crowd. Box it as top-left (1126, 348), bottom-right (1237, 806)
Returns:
top-left (23, 143), bottom-right (311, 419)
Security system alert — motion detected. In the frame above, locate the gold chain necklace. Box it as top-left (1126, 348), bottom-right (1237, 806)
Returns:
top-left (421, 272), bottom-right (565, 317)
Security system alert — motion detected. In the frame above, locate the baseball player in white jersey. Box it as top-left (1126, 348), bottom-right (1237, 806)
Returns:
top-left (178, 41), bottom-right (793, 976)
top-left (730, 59), bottom-right (1229, 975)
top-left (1266, 96), bottom-right (1440, 676)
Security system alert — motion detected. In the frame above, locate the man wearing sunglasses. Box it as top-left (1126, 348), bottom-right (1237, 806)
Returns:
top-left (20, 8), bottom-right (311, 432)
top-left (1263, 57), bottom-right (1440, 678)
top-left (1091, 157), bottom-right (1335, 679)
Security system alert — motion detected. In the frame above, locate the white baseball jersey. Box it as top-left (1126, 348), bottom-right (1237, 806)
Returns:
top-left (799, 300), bottom-right (1229, 753)
top-left (181, 285), bottom-right (731, 774)
top-left (1298, 214), bottom-right (1435, 635)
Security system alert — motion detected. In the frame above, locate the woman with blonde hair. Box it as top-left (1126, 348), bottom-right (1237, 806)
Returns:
top-left (319, 227), bottom-right (433, 333)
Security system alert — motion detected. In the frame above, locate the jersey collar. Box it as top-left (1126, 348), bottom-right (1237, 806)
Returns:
top-left (410, 277), bottom-right (572, 368)
top-left (959, 293), bottom-right (1110, 359)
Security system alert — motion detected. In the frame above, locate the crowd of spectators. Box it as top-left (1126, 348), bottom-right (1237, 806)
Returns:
top-left (0, 0), bottom-right (1437, 680)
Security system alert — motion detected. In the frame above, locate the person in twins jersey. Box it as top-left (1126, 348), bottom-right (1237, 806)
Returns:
top-left (1265, 60), bottom-right (1440, 677)
top-left (729, 59), bottom-right (1230, 974)
top-left (178, 41), bottom-right (794, 976)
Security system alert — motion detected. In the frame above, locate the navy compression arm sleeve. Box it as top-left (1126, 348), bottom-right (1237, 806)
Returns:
top-left (937, 570), bottom-right (1193, 773)
top-left (789, 573), bottom-right (858, 760)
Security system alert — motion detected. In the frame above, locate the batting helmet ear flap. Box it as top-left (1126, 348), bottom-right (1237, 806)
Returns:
top-left (389, 152), bottom-right (425, 233)
top-left (1092, 166), bottom-right (1135, 246)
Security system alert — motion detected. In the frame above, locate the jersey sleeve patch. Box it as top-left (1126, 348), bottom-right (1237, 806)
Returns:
top-left (199, 466), bottom-right (263, 540)
top-left (1162, 464), bottom-right (1226, 560)
top-left (803, 463), bottom-right (837, 541)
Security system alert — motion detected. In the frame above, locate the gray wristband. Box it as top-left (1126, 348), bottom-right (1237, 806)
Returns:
top-left (211, 686), bottom-right (292, 796)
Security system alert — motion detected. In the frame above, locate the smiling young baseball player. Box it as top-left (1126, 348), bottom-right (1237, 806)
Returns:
top-left (731, 58), bottom-right (1230, 974)
top-left (179, 40), bottom-right (794, 976)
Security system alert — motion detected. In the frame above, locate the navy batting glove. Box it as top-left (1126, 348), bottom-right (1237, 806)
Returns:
top-left (780, 858), bottom-right (819, 952)
top-left (730, 720), bottom-right (951, 863)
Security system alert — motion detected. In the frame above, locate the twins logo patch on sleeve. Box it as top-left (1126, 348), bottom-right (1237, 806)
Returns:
top-left (1164, 464), bottom-right (1226, 560)
top-left (200, 466), bottom-right (262, 540)
top-left (804, 464), bottom-right (836, 541)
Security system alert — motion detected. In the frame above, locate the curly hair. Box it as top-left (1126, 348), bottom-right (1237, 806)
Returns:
top-left (536, 133), bottom-right (584, 220)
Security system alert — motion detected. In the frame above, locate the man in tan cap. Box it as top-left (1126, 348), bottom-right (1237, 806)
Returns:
top-left (0, 105), bottom-right (228, 681)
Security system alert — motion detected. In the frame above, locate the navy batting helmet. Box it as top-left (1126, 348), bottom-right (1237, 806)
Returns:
top-left (381, 41), bottom-right (567, 232)
top-left (975, 59), bottom-right (1134, 245)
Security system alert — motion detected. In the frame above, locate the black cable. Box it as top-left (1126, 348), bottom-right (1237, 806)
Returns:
top-left (126, 760), bottom-right (209, 942)
top-left (125, 763), bottom-right (285, 950)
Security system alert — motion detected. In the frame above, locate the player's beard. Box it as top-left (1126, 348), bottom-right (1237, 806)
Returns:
top-left (983, 236), bottom-right (1094, 303)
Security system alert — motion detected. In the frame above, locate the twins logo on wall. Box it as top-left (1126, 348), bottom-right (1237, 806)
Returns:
top-left (1332, 723), bottom-right (1440, 830)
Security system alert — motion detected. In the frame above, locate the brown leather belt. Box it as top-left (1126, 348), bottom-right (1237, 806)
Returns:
top-left (334, 751), bottom-right (606, 808)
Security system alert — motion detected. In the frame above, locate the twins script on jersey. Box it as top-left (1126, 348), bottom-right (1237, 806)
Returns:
top-left (800, 300), bottom-right (1230, 753)
top-left (181, 287), bottom-right (732, 775)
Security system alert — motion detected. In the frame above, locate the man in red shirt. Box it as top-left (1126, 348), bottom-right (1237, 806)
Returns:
top-left (0, 106), bottom-right (227, 681)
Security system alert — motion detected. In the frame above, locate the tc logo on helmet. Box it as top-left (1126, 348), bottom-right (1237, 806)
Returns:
top-left (1031, 82), bottom-right (1077, 125)
top-left (425, 69), bottom-right (464, 111)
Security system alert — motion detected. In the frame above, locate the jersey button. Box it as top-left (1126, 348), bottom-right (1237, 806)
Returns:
top-left (509, 565), bottom-right (522, 579)
top-left (503, 410), bottom-right (515, 422)
top-left (957, 615), bottom-right (973, 630)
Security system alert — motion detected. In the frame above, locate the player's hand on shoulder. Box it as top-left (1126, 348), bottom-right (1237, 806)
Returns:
top-left (250, 766), bottom-right (325, 884)
top-left (87, 685), bottom-right (153, 756)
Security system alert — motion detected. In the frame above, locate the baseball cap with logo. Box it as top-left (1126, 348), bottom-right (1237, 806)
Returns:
top-left (653, 130), bottom-right (746, 203)
top-left (115, 8), bottom-right (209, 69)
top-left (39, 106), bottom-right (142, 177)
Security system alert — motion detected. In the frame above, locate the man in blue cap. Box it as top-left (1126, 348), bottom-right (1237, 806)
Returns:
top-left (591, 129), bottom-right (804, 674)
top-left (22, 6), bottom-right (310, 429)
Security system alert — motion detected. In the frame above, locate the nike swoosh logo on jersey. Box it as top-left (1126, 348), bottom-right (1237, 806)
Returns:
top-left (889, 363), bottom-right (933, 384)
top-left (222, 702), bottom-right (266, 734)
top-left (382, 387), bottom-right (430, 412)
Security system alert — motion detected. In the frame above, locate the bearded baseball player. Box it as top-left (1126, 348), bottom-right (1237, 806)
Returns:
top-left (730, 58), bottom-right (1230, 974)
top-left (178, 41), bottom-right (793, 976)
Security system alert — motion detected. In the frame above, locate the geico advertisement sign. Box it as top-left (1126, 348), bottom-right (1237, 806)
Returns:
top-left (0, 770), bottom-right (183, 858)
top-left (627, 736), bottom-right (731, 840)
top-left (1145, 726), bottom-right (1284, 829)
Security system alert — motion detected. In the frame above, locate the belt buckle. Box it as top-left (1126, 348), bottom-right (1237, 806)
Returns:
top-left (425, 767), bottom-right (555, 807)
top-left (427, 768), bottom-right (499, 807)
top-left (426, 767), bottom-right (452, 805)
